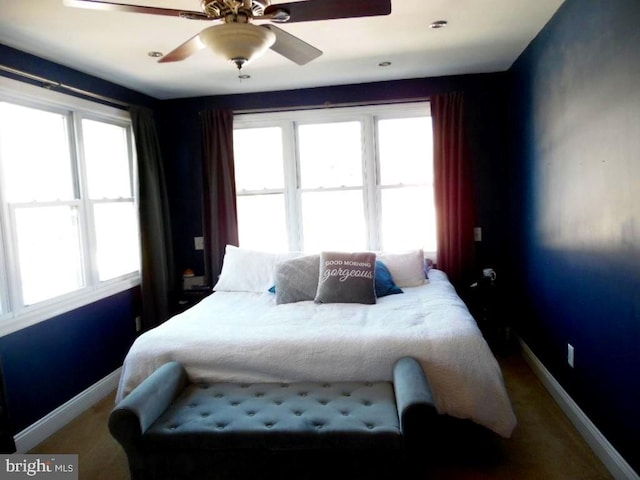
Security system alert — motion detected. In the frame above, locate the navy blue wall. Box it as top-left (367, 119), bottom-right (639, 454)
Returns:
top-left (0, 290), bottom-right (139, 432)
top-left (510, 0), bottom-right (640, 473)
top-left (157, 74), bottom-right (513, 285)
top-left (0, 44), bottom-right (154, 433)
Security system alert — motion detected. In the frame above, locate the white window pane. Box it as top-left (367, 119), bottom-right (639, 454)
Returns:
top-left (94, 202), bottom-right (140, 281)
top-left (301, 190), bottom-right (366, 252)
top-left (0, 103), bottom-right (75, 202)
top-left (380, 187), bottom-right (437, 253)
top-left (234, 127), bottom-right (284, 191)
top-left (82, 119), bottom-right (132, 199)
top-left (298, 122), bottom-right (362, 188)
top-left (237, 194), bottom-right (288, 252)
top-left (15, 206), bottom-right (84, 305)
top-left (378, 117), bottom-right (433, 185)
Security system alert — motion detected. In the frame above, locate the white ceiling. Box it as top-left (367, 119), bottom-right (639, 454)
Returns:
top-left (0, 0), bottom-right (564, 100)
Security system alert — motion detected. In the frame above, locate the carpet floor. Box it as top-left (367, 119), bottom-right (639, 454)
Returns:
top-left (29, 350), bottom-right (613, 479)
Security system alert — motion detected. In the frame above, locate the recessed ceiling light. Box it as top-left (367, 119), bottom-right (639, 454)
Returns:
top-left (430, 20), bottom-right (448, 29)
top-left (148, 51), bottom-right (163, 58)
top-left (378, 61), bottom-right (392, 67)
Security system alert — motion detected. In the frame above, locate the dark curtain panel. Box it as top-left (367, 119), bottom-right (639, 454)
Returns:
top-left (131, 106), bottom-right (176, 330)
top-left (200, 109), bottom-right (238, 287)
top-left (0, 360), bottom-right (15, 453)
top-left (431, 92), bottom-right (475, 289)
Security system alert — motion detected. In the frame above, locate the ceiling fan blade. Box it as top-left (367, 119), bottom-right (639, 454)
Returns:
top-left (264, 0), bottom-right (391, 23)
top-left (63, 0), bottom-right (210, 20)
top-left (158, 34), bottom-right (205, 63)
top-left (263, 25), bottom-right (322, 65)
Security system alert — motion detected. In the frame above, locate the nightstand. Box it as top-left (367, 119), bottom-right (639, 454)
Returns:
top-left (467, 277), bottom-right (511, 352)
top-left (175, 288), bottom-right (213, 314)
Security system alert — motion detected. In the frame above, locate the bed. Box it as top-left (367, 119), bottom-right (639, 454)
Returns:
top-left (117, 246), bottom-right (517, 439)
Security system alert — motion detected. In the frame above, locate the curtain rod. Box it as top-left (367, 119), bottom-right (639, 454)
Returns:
top-left (233, 97), bottom-right (430, 115)
top-left (0, 64), bottom-right (130, 109)
top-left (1, 64), bottom-right (429, 113)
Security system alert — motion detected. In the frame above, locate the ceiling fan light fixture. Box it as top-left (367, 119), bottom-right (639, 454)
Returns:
top-left (200, 23), bottom-right (276, 69)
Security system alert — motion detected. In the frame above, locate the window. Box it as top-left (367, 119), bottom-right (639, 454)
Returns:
top-left (233, 127), bottom-right (288, 252)
top-left (81, 118), bottom-right (139, 282)
top-left (0, 76), bottom-right (140, 334)
top-left (233, 103), bottom-right (436, 255)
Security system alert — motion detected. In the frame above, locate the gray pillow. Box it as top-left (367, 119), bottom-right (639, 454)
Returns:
top-left (275, 255), bottom-right (320, 304)
top-left (314, 251), bottom-right (376, 305)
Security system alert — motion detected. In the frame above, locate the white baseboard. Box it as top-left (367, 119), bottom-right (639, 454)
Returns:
top-left (14, 367), bottom-right (121, 453)
top-left (519, 339), bottom-right (639, 480)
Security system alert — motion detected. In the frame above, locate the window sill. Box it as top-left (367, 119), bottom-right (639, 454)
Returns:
top-left (0, 275), bottom-right (140, 338)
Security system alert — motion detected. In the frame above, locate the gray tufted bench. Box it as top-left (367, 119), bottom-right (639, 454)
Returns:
top-left (109, 357), bottom-right (437, 480)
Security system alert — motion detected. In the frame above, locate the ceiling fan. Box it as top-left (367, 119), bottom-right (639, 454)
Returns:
top-left (63, 0), bottom-right (393, 72)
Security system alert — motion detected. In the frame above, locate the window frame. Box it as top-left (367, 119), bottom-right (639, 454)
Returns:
top-left (233, 102), bottom-right (434, 255)
top-left (0, 75), bottom-right (140, 336)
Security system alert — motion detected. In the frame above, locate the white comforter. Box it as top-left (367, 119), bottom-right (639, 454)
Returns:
top-left (117, 270), bottom-right (517, 438)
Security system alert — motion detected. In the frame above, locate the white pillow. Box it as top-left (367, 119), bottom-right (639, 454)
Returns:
top-left (213, 245), bottom-right (301, 293)
top-left (376, 249), bottom-right (425, 287)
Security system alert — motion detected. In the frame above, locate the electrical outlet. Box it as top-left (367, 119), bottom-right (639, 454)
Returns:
top-left (194, 236), bottom-right (204, 251)
top-left (473, 227), bottom-right (482, 242)
top-left (567, 343), bottom-right (574, 368)
top-left (135, 316), bottom-right (142, 332)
